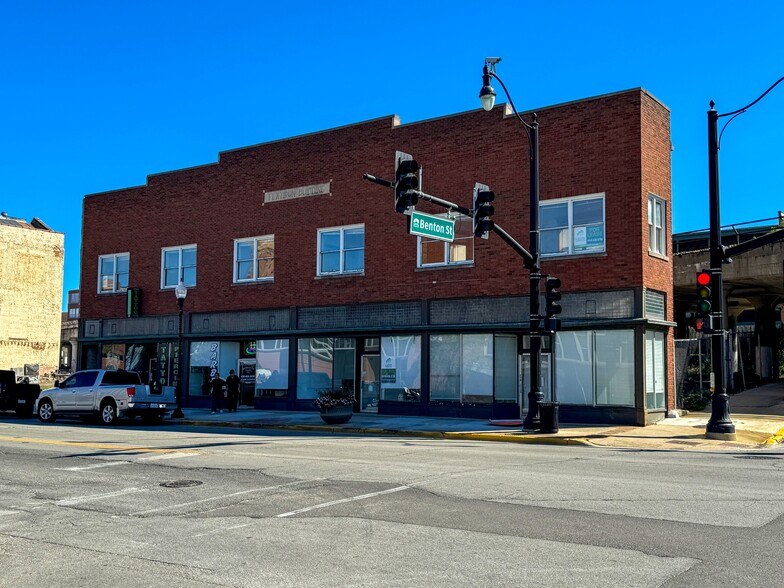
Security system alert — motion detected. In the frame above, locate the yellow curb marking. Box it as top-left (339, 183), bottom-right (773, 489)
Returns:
top-left (0, 435), bottom-right (177, 454)
top-left (763, 426), bottom-right (784, 445)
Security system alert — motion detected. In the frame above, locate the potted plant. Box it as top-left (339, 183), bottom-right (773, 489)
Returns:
top-left (314, 387), bottom-right (354, 425)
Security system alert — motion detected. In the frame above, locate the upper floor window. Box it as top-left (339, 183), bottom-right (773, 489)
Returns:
top-left (540, 194), bottom-right (605, 256)
top-left (317, 225), bottom-right (364, 276)
top-left (68, 308), bottom-right (80, 319)
top-left (234, 236), bottom-right (274, 283)
top-left (98, 253), bottom-right (129, 293)
top-left (418, 214), bottom-right (474, 267)
top-left (648, 194), bottom-right (666, 255)
top-left (69, 291), bottom-right (80, 304)
top-left (161, 245), bottom-right (196, 289)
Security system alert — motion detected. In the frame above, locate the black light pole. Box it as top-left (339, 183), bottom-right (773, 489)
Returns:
top-left (705, 75), bottom-right (784, 439)
top-left (479, 58), bottom-right (544, 430)
top-left (171, 280), bottom-right (187, 419)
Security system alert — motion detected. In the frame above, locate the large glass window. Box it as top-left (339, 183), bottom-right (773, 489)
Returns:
top-left (648, 194), bottom-right (666, 255)
top-left (430, 334), bottom-right (493, 404)
top-left (555, 330), bottom-right (635, 406)
top-left (162, 245), bottom-right (197, 288)
top-left (317, 225), bottom-right (364, 276)
top-left (101, 343), bottom-right (126, 370)
top-left (381, 336), bottom-right (422, 402)
top-left (494, 335), bottom-right (518, 402)
top-left (645, 331), bottom-right (666, 409)
top-left (189, 341), bottom-right (220, 396)
top-left (418, 215), bottom-right (474, 267)
top-left (235, 236), bottom-right (274, 282)
top-left (541, 194), bottom-right (605, 256)
top-left (98, 253), bottom-right (129, 293)
top-left (296, 338), bottom-right (356, 399)
top-left (255, 339), bottom-right (289, 397)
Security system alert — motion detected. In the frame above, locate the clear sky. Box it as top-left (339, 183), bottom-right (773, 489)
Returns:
top-left (1, 1), bottom-right (782, 310)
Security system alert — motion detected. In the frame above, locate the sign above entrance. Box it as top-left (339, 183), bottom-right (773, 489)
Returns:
top-left (408, 211), bottom-right (455, 243)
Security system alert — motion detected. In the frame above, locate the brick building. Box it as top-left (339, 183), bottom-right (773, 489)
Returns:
top-left (0, 213), bottom-right (64, 376)
top-left (78, 88), bottom-right (673, 425)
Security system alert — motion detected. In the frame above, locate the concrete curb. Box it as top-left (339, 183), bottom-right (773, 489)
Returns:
top-left (172, 419), bottom-right (596, 446)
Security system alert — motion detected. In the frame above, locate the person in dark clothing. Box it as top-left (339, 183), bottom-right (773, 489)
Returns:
top-left (209, 372), bottom-right (226, 414)
top-left (226, 369), bottom-right (240, 413)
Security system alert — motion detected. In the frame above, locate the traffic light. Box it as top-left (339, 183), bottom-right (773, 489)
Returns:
top-left (695, 270), bottom-right (713, 333)
top-left (473, 185), bottom-right (495, 238)
top-left (545, 277), bottom-right (562, 332)
top-left (395, 157), bottom-right (419, 214)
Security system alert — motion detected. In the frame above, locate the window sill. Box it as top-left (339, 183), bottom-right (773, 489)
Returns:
top-left (315, 272), bottom-right (365, 279)
top-left (97, 291), bottom-right (128, 296)
top-left (232, 279), bottom-right (274, 286)
top-left (648, 251), bottom-right (669, 262)
top-left (415, 263), bottom-right (474, 272)
top-left (540, 251), bottom-right (607, 261)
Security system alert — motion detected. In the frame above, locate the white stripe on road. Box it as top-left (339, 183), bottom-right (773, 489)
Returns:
top-left (131, 479), bottom-right (317, 516)
top-left (193, 523), bottom-right (253, 538)
top-left (54, 461), bottom-right (129, 471)
top-left (57, 487), bottom-right (145, 506)
top-left (276, 485), bottom-right (411, 518)
top-left (136, 452), bottom-right (199, 461)
top-left (0, 510), bottom-right (20, 516)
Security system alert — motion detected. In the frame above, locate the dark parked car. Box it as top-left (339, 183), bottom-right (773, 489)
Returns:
top-left (0, 369), bottom-right (40, 417)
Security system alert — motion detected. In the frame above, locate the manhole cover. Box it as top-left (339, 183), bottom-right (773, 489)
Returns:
top-left (734, 455), bottom-right (781, 460)
top-left (160, 480), bottom-right (203, 488)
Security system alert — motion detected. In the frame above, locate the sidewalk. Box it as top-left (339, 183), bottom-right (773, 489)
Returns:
top-left (173, 383), bottom-right (784, 452)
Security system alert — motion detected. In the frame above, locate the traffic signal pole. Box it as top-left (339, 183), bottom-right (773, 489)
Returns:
top-left (523, 116), bottom-right (543, 431)
top-left (705, 104), bottom-right (734, 438)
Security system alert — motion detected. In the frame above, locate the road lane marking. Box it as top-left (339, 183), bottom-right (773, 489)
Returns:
top-left (0, 510), bottom-right (20, 516)
top-left (193, 523), bottom-right (253, 538)
top-left (57, 487), bottom-right (145, 506)
top-left (131, 479), bottom-right (318, 516)
top-left (54, 461), bottom-right (129, 471)
top-left (0, 435), bottom-right (175, 454)
top-left (276, 485), bottom-right (410, 518)
top-left (137, 452), bottom-right (200, 461)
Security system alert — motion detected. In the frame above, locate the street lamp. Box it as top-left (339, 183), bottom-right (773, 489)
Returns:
top-left (478, 57), bottom-right (545, 431)
top-left (171, 280), bottom-right (188, 419)
top-left (705, 75), bottom-right (784, 439)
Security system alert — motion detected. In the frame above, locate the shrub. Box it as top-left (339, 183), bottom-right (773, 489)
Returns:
top-left (313, 388), bottom-right (354, 410)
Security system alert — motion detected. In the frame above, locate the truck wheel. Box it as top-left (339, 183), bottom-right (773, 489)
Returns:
top-left (38, 399), bottom-right (56, 423)
top-left (99, 400), bottom-right (118, 425)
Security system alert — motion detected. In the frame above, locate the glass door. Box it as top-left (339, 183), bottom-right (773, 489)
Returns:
top-left (361, 355), bottom-right (381, 413)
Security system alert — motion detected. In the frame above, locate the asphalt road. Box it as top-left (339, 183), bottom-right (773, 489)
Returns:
top-left (1, 415), bottom-right (783, 587)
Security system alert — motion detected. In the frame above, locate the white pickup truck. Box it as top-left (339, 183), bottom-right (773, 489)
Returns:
top-left (36, 369), bottom-right (176, 425)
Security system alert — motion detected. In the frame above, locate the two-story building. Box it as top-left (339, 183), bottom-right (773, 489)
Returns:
top-left (78, 88), bottom-right (674, 425)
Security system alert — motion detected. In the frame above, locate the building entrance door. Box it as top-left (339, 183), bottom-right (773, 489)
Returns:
top-left (360, 355), bottom-right (380, 413)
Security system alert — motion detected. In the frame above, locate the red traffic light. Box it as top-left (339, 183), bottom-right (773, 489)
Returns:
top-left (697, 271), bottom-right (711, 286)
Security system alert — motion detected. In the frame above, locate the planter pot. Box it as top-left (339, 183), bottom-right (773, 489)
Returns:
top-left (319, 404), bottom-right (354, 425)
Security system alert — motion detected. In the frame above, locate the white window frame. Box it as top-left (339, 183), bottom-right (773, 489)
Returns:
top-left (317, 224), bottom-right (364, 276)
top-left (233, 235), bottom-right (274, 283)
top-left (161, 244), bottom-right (197, 289)
top-left (540, 193), bottom-right (606, 257)
top-left (417, 213), bottom-right (474, 268)
top-left (648, 193), bottom-right (666, 256)
top-left (97, 253), bottom-right (129, 294)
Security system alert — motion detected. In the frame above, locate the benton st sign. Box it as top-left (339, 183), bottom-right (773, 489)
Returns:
top-left (408, 211), bottom-right (455, 243)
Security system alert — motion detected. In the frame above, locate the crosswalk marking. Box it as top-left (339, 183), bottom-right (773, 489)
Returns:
top-left (276, 485), bottom-right (410, 518)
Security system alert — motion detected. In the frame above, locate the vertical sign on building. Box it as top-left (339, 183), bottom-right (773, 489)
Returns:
top-left (157, 342), bottom-right (170, 386)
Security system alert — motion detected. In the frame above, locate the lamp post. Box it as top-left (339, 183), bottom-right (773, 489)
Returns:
top-left (705, 75), bottom-right (784, 439)
top-left (479, 58), bottom-right (544, 430)
top-left (171, 280), bottom-right (188, 419)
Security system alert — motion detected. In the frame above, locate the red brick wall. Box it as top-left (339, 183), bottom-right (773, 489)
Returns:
top-left (81, 89), bottom-right (671, 321)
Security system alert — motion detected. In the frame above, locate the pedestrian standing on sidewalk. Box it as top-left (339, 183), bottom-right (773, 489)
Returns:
top-left (209, 371), bottom-right (226, 414)
top-left (226, 369), bottom-right (240, 413)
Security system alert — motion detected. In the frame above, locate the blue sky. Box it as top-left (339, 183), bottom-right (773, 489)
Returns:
top-left (1, 1), bottom-right (782, 309)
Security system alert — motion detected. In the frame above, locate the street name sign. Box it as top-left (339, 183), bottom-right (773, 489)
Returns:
top-left (409, 211), bottom-right (455, 243)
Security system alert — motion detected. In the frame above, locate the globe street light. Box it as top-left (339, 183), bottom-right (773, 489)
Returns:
top-left (171, 280), bottom-right (187, 419)
top-left (478, 57), bottom-right (546, 431)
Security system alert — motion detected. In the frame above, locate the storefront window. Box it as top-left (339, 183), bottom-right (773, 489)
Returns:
top-left (494, 335), bottom-right (517, 402)
top-left (380, 336), bottom-right (421, 402)
top-left (255, 339), bottom-right (289, 397)
top-left (189, 341), bottom-right (219, 396)
top-left (296, 338), bottom-right (355, 399)
top-left (101, 344), bottom-right (126, 370)
top-left (555, 332), bottom-right (593, 405)
top-left (595, 330), bottom-right (635, 406)
top-left (430, 334), bottom-right (492, 404)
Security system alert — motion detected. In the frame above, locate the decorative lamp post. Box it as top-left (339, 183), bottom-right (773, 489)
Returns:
top-left (171, 280), bottom-right (187, 419)
top-left (479, 57), bottom-right (545, 430)
top-left (705, 75), bottom-right (784, 439)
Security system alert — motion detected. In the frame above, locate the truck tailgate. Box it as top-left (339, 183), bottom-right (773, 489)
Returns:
top-left (131, 385), bottom-right (176, 405)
